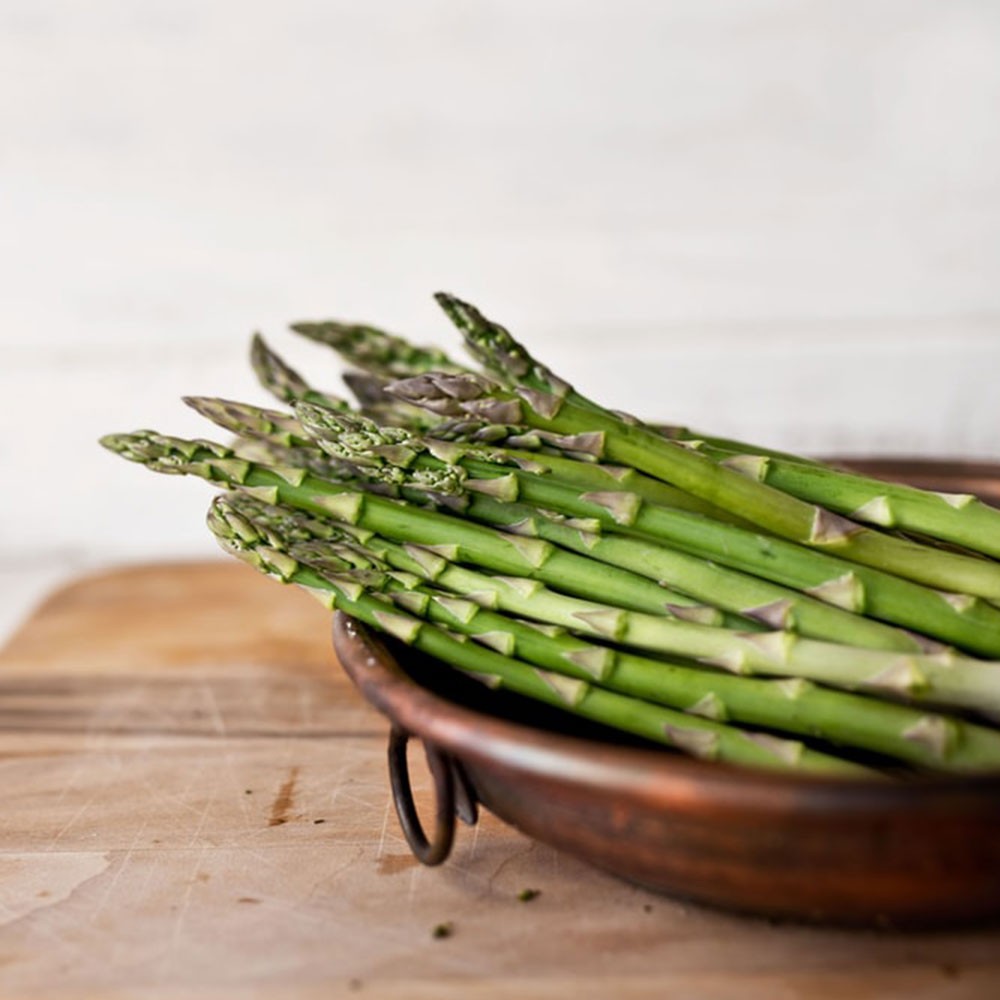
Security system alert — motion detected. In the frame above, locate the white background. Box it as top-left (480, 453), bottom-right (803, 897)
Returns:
top-left (2, 0), bottom-right (999, 639)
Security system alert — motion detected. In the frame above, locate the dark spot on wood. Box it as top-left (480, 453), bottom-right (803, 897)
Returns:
top-left (268, 766), bottom-right (300, 827)
top-left (940, 963), bottom-right (960, 979)
top-left (237, 897), bottom-right (261, 905)
top-left (517, 888), bottom-right (540, 902)
top-left (196, 872), bottom-right (210, 883)
top-left (244, 789), bottom-right (253, 795)
top-left (313, 818), bottom-right (326, 824)
top-left (377, 853), bottom-right (419, 875)
top-left (643, 903), bottom-right (653, 913)
top-left (36, 891), bottom-right (51, 899)
top-left (348, 978), bottom-right (363, 991)
top-left (432, 921), bottom-right (453, 939)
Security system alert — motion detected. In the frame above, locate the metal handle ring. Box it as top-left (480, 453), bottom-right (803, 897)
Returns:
top-left (387, 726), bottom-right (456, 866)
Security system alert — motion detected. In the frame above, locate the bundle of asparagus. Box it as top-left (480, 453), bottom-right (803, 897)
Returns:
top-left (101, 294), bottom-right (1000, 777)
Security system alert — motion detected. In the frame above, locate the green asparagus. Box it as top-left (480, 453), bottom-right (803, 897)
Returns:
top-left (680, 438), bottom-right (1000, 561)
top-left (290, 318), bottom-right (466, 378)
top-left (298, 405), bottom-right (1000, 657)
top-left (207, 495), bottom-right (873, 775)
top-left (387, 294), bottom-right (1000, 601)
top-left (219, 491), bottom-right (1000, 771)
top-left (99, 291), bottom-right (1000, 779)
top-left (249, 334), bottom-right (347, 411)
top-left (100, 431), bottom-right (1000, 715)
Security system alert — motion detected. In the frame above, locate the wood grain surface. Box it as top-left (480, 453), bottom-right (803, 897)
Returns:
top-left (2, 561), bottom-right (1000, 999)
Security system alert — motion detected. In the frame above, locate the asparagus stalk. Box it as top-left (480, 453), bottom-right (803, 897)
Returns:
top-left (395, 294), bottom-right (1000, 602)
top-left (229, 409), bottom-right (1000, 660)
top-left (289, 319), bottom-right (467, 378)
top-left (438, 414), bottom-right (822, 470)
top-left (429, 417), bottom-right (756, 524)
top-left (341, 371), bottom-right (443, 431)
top-left (100, 431), bottom-right (1000, 714)
top-left (190, 395), bottom-right (1000, 655)
top-left (186, 393), bottom-right (739, 525)
top-left (181, 395), bottom-right (760, 631)
top-left (206, 496), bottom-right (871, 776)
top-left (279, 308), bottom-right (819, 465)
top-left (99, 430), bottom-right (720, 619)
top-left (298, 405), bottom-right (1000, 657)
top-left (678, 438), bottom-right (1000, 561)
top-left (221, 492), bottom-right (1000, 772)
top-left (656, 424), bottom-right (825, 467)
top-left (184, 395), bottom-right (315, 448)
top-left (279, 313), bottom-right (818, 465)
top-left (249, 334), bottom-right (347, 411)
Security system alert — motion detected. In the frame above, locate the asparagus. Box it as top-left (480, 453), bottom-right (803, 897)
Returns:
top-left (677, 438), bottom-right (1000, 561)
top-left (186, 392), bottom-right (741, 526)
top-left (280, 307), bottom-right (819, 465)
top-left (184, 395), bottom-right (317, 448)
top-left (249, 334), bottom-right (347, 411)
top-left (298, 405), bottom-right (1000, 657)
top-left (391, 294), bottom-right (1000, 602)
top-left (290, 319), bottom-right (467, 378)
top-left (342, 371), bottom-right (397, 411)
top-left (99, 293), bottom-right (1000, 784)
top-left (429, 417), bottom-right (759, 524)
top-left (206, 496), bottom-right (871, 776)
top-left (280, 312), bottom-right (813, 468)
top-left (187, 393), bottom-right (1000, 655)
top-left (221, 491), bottom-right (1000, 772)
top-left (100, 431), bottom-right (1000, 714)
top-left (657, 424), bottom-right (826, 467)
top-left (341, 371), bottom-right (443, 431)
top-left (99, 430), bottom-right (720, 619)
top-left (181, 395), bottom-right (765, 631)
top-left (253, 325), bottom-right (454, 431)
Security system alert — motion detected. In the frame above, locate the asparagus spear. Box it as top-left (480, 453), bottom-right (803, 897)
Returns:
top-left (289, 319), bottom-right (467, 378)
top-left (184, 391), bottom-right (737, 532)
top-left (100, 430), bottom-right (719, 619)
top-left (677, 439), bottom-right (1000, 561)
top-left (193, 397), bottom-right (756, 628)
top-left (100, 431), bottom-right (1000, 714)
top-left (184, 395), bottom-right (315, 448)
top-left (191, 392), bottom-right (1000, 652)
top-left (341, 371), bottom-right (443, 431)
top-left (185, 393), bottom-right (739, 525)
top-left (279, 312), bottom-right (813, 467)
top-left (392, 294), bottom-right (1000, 602)
top-left (656, 424), bottom-right (826, 467)
top-left (206, 495), bottom-right (871, 776)
top-left (249, 334), bottom-right (347, 411)
top-left (428, 417), bottom-right (760, 523)
top-left (282, 313), bottom-right (798, 465)
top-left (221, 492), bottom-right (1000, 772)
top-left (180, 395), bottom-right (780, 633)
top-left (297, 405), bottom-right (1000, 657)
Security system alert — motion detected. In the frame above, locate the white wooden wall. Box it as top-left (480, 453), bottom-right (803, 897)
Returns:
top-left (3, 0), bottom-right (999, 637)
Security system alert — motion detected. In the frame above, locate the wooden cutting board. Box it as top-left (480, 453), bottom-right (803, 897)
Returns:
top-left (2, 560), bottom-right (1000, 999)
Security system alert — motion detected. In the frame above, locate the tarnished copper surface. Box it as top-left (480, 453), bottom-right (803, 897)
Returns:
top-left (333, 459), bottom-right (1000, 928)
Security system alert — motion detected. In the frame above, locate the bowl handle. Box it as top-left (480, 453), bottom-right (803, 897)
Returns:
top-left (388, 726), bottom-right (478, 865)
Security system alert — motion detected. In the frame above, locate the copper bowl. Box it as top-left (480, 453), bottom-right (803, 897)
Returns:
top-left (332, 458), bottom-right (1000, 928)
